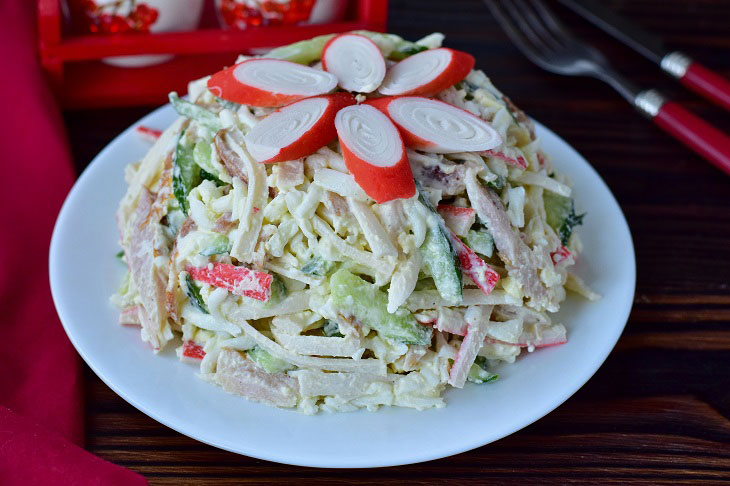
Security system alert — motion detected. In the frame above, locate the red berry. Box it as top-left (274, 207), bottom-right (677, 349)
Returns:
top-left (129, 3), bottom-right (159, 31)
top-left (109, 15), bottom-right (131, 33)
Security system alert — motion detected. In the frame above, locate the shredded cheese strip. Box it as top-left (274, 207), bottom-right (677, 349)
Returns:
top-left (234, 316), bottom-right (387, 375)
top-left (406, 289), bottom-right (520, 311)
top-left (313, 168), bottom-right (369, 200)
top-left (226, 131), bottom-right (267, 262)
top-left (387, 250), bottom-right (423, 313)
top-left (225, 291), bottom-right (312, 321)
top-left (515, 171), bottom-right (572, 197)
top-left (294, 184), bottom-right (323, 219)
top-left (182, 304), bottom-right (241, 336)
top-left (347, 198), bottom-right (398, 257)
top-left (271, 328), bottom-right (363, 358)
top-left (293, 369), bottom-right (392, 399)
top-left (311, 216), bottom-right (396, 281)
top-left (264, 261), bottom-right (322, 286)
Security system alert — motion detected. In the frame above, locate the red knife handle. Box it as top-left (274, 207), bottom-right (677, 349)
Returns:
top-left (680, 62), bottom-right (730, 112)
top-left (653, 101), bottom-right (730, 175)
top-left (661, 52), bottom-right (730, 112)
top-left (636, 89), bottom-right (730, 175)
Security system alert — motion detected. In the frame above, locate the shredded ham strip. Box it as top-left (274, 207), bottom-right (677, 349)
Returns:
top-left (165, 218), bottom-right (196, 323)
top-left (214, 131), bottom-right (248, 183)
top-left (448, 305), bottom-right (492, 388)
top-left (215, 349), bottom-right (298, 407)
top-left (465, 169), bottom-right (549, 308)
top-left (122, 188), bottom-right (171, 350)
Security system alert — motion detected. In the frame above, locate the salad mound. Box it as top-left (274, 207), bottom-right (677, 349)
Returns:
top-left (113, 31), bottom-right (599, 414)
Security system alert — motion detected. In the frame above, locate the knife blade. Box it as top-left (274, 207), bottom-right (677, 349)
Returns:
top-left (558, 0), bottom-right (665, 63)
top-left (558, 0), bottom-right (730, 111)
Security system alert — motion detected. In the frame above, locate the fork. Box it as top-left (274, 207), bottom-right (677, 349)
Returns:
top-left (485, 0), bottom-right (730, 175)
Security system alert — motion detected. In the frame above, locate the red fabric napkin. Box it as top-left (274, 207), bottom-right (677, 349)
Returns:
top-left (0, 2), bottom-right (147, 484)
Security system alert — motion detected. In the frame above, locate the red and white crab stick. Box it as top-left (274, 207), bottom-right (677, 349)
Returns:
top-left (244, 92), bottom-right (355, 163)
top-left (335, 104), bottom-right (416, 203)
top-left (322, 33), bottom-right (386, 93)
top-left (207, 58), bottom-right (338, 107)
top-left (448, 230), bottom-right (500, 296)
top-left (379, 48), bottom-right (474, 97)
top-left (188, 263), bottom-right (273, 302)
top-left (367, 96), bottom-right (501, 153)
top-left (482, 149), bottom-right (528, 169)
top-left (135, 125), bottom-right (162, 142)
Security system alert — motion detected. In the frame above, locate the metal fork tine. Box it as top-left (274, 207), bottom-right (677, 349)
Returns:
top-left (512, 0), bottom-right (562, 50)
top-left (486, 1), bottom-right (551, 68)
top-left (501, 0), bottom-right (554, 54)
top-left (486, 0), bottom-right (640, 104)
top-left (529, 0), bottom-right (573, 44)
top-left (485, 0), bottom-right (538, 59)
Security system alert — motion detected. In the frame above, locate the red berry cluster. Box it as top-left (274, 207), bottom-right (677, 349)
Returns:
top-left (219, 0), bottom-right (315, 30)
top-left (75, 0), bottom-right (159, 34)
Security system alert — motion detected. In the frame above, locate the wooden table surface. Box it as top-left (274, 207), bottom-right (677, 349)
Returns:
top-left (63, 0), bottom-right (730, 483)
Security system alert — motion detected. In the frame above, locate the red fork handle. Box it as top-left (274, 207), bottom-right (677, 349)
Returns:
top-left (652, 101), bottom-right (730, 175)
top-left (662, 52), bottom-right (730, 112)
top-left (680, 62), bottom-right (730, 112)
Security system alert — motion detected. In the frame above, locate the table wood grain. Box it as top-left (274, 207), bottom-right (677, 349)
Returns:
top-left (63, 0), bottom-right (730, 483)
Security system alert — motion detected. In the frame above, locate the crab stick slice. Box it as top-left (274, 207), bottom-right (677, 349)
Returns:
top-left (448, 230), bottom-right (500, 296)
top-left (207, 59), bottom-right (338, 107)
top-left (379, 48), bottom-right (474, 97)
top-left (188, 263), bottom-right (273, 302)
top-left (550, 245), bottom-right (574, 265)
top-left (245, 92), bottom-right (355, 163)
top-left (334, 104), bottom-right (416, 203)
top-left (322, 33), bottom-right (386, 93)
top-left (437, 204), bottom-right (476, 236)
top-left (482, 148), bottom-right (528, 169)
top-left (485, 323), bottom-right (567, 349)
top-left (135, 125), bottom-right (162, 142)
top-left (448, 306), bottom-right (490, 388)
top-left (367, 96), bottom-right (501, 153)
top-left (181, 341), bottom-right (206, 360)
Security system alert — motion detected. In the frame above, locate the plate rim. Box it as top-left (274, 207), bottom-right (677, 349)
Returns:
top-left (50, 102), bottom-right (636, 468)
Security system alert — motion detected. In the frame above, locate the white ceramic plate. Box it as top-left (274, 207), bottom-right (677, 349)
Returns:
top-left (50, 104), bottom-right (635, 468)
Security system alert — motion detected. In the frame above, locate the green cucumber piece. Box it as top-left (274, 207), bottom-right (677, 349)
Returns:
top-left (421, 224), bottom-right (463, 304)
top-left (353, 31), bottom-right (423, 60)
top-left (169, 93), bottom-right (221, 132)
top-left (465, 229), bottom-right (494, 258)
top-left (184, 273), bottom-right (209, 314)
top-left (329, 269), bottom-right (431, 345)
top-left (417, 186), bottom-right (463, 305)
top-left (200, 169), bottom-right (224, 186)
top-left (248, 346), bottom-right (294, 374)
top-left (467, 356), bottom-right (499, 384)
top-left (486, 174), bottom-right (506, 191)
top-left (193, 140), bottom-right (226, 186)
top-left (389, 43), bottom-right (427, 61)
top-left (266, 34), bottom-right (335, 64)
top-left (215, 97), bottom-right (240, 111)
top-left (199, 234), bottom-right (231, 256)
top-left (322, 320), bottom-right (343, 338)
top-left (172, 129), bottom-right (200, 216)
top-left (543, 193), bottom-right (585, 246)
top-left (266, 31), bottom-right (429, 65)
top-left (300, 256), bottom-right (336, 277)
top-left (193, 141), bottom-right (218, 175)
top-left (264, 275), bottom-right (287, 308)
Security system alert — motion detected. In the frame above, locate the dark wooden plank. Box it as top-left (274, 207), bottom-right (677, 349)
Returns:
top-left (64, 0), bottom-right (730, 483)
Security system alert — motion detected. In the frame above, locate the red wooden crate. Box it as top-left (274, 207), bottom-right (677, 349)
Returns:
top-left (38, 0), bottom-right (388, 108)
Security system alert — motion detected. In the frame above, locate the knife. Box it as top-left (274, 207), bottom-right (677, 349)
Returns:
top-left (558, 0), bottom-right (730, 112)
